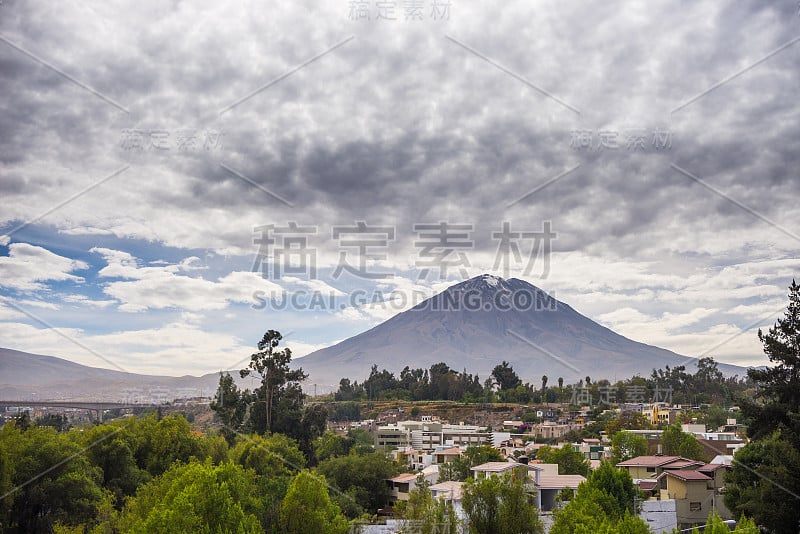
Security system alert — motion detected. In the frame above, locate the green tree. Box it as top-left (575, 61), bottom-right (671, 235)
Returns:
top-left (725, 281), bottom-right (800, 532)
top-left (240, 330), bottom-right (308, 434)
top-left (695, 356), bottom-right (724, 384)
top-left (535, 444), bottom-right (590, 476)
top-left (743, 280), bottom-right (800, 440)
top-left (660, 423), bottom-right (705, 461)
top-left (701, 404), bottom-right (728, 432)
top-left (492, 361), bottom-right (522, 391)
top-left (605, 411), bottom-right (652, 437)
top-left (684, 510), bottom-right (759, 533)
top-left (314, 430), bottom-right (353, 462)
top-left (317, 451), bottom-right (400, 517)
top-left (113, 460), bottom-right (264, 533)
top-left (143, 414), bottom-right (205, 476)
top-left (81, 423), bottom-right (151, 503)
top-left (393, 474), bottom-right (460, 534)
top-left (724, 430), bottom-right (800, 533)
top-left (210, 372), bottom-right (247, 445)
top-left (0, 423), bottom-right (104, 532)
top-left (462, 471), bottom-right (543, 534)
top-left (279, 471), bottom-right (349, 534)
top-left (439, 445), bottom-right (505, 482)
top-left (610, 431), bottom-right (648, 465)
top-left (229, 433), bottom-right (305, 477)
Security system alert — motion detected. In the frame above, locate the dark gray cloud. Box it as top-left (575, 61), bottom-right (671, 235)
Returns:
top-left (0, 0), bottom-right (798, 371)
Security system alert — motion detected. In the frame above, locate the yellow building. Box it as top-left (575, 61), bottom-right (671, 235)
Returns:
top-left (649, 403), bottom-right (671, 426)
top-left (658, 469), bottom-right (731, 527)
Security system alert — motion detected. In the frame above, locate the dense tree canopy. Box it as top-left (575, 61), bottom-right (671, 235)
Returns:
top-left (726, 280), bottom-right (800, 533)
top-left (393, 474), bottom-right (459, 534)
top-left (491, 361), bottom-right (523, 391)
top-left (610, 431), bottom-right (648, 465)
top-left (462, 471), bottom-right (542, 534)
top-left (438, 445), bottom-right (505, 482)
top-left (0, 422), bottom-right (104, 532)
top-left (279, 471), bottom-right (349, 534)
top-left (316, 451), bottom-right (400, 517)
top-left (660, 423), bottom-right (706, 461)
top-left (535, 444), bottom-right (590, 476)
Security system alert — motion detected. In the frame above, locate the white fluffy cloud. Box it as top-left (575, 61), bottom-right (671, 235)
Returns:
top-left (92, 248), bottom-right (283, 312)
top-left (0, 244), bottom-right (88, 291)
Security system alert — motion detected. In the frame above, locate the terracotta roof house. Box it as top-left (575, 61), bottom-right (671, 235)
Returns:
top-left (616, 455), bottom-right (704, 480)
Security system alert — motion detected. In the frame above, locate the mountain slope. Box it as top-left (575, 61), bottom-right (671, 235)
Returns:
top-left (0, 348), bottom-right (248, 401)
top-left (296, 274), bottom-right (745, 387)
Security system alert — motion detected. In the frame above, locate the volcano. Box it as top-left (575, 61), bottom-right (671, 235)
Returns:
top-left (296, 274), bottom-right (744, 388)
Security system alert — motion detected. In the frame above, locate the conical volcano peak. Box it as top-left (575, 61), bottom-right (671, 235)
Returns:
top-left (448, 274), bottom-right (547, 297)
top-left (453, 273), bottom-right (510, 292)
top-left (418, 274), bottom-right (559, 314)
top-left (297, 274), bottom-right (746, 386)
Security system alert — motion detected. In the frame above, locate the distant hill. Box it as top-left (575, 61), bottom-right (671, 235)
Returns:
top-left (296, 274), bottom-right (748, 389)
top-left (0, 347), bottom-right (253, 402)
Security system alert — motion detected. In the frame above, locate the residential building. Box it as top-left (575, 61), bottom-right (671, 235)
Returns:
top-left (433, 446), bottom-right (463, 465)
top-left (386, 466), bottom-right (439, 503)
top-left (429, 481), bottom-right (466, 527)
top-left (657, 469), bottom-right (730, 527)
top-left (470, 461), bottom-right (541, 485)
top-left (619, 455), bottom-right (733, 529)
top-left (616, 455), bottom-right (704, 481)
top-left (375, 421), bottom-right (495, 451)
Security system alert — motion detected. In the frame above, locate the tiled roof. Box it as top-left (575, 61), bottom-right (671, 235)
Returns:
top-left (471, 461), bottom-right (541, 472)
top-left (537, 474), bottom-right (586, 489)
top-left (661, 470), bottom-right (711, 481)
top-left (616, 455), bottom-right (684, 467)
top-left (430, 481), bottom-right (464, 500)
top-left (638, 480), bottom-right (659, 491)
top-left (661, 460), bottom-right (705, 469)
top-left (389, 473), bottom-right (418, 483)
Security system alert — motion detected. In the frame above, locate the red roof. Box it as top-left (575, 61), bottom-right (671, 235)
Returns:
top-left (638, 480), bottom-right (659, 491)
top-left (661, 460), bottom-right (705, 469)
top-left (661, 470), bottom-right (711, 481)
top-left (616, 455), bottom-right (682, 467)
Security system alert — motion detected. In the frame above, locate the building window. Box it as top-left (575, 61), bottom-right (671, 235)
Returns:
top-left (689, 502), bottom-right (701, 512)
top-left (646, 467), bottom-right (656, 473)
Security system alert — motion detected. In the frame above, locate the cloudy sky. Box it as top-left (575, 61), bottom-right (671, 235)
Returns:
top-left (1, 0), bottom-right (798, 380)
